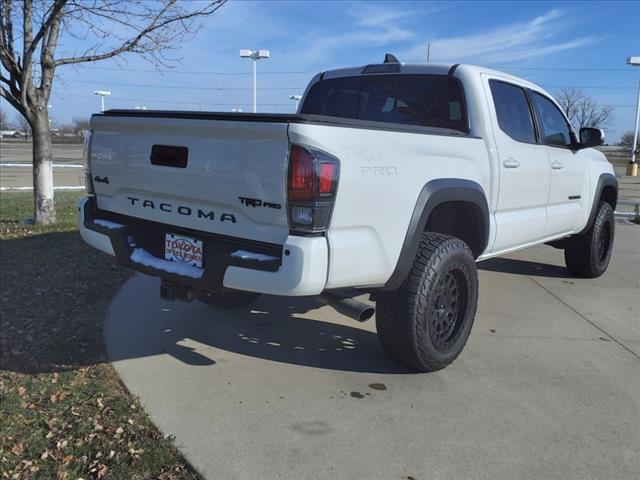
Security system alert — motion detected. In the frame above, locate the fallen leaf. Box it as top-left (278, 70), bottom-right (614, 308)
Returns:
top-left (17, 387), bottom-right (26, 398)
top-left (97, 464), bottom-right (109, 479)
top-left (10, 443), bottom-right (23, 456)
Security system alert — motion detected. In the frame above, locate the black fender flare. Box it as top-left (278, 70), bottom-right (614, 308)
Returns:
top-left (578, 172), bottom-right (618, 235)
top-left (383, 179), bottom-right (490, 291)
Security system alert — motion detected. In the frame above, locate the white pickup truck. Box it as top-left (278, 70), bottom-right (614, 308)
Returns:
top-left (79, 56), bottom-right (617, 371)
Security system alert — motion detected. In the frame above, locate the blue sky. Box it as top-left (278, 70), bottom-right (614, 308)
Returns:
top-left (2, 0), bottom-right (639, 141)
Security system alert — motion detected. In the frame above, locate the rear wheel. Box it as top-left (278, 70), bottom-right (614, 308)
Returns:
top-left (376, 233), bottom-right (478, 372)
top-left (199, 290), bottom-right (261, 309)
top-left (564, 201), bottom-right (615, 278)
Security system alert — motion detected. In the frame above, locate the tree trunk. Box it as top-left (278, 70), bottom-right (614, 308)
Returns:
top-left (31, 110), bottom-right (56, 225)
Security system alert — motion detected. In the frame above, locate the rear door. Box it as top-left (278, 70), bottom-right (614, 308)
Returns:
top-left (528, 91), bottom-right (591, 235)
top-left (485, 77), bottom-right (550, 252)
top-left (90, 113), bottom-right (291, 245)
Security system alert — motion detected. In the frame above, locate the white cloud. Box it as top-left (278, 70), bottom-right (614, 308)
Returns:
top-left (297, 7), bottom-right (413, 62)
top-left (401, 9), bottom-right (600, 65)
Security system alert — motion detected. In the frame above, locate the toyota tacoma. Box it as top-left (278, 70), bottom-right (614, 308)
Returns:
top-left (79, 56), bottom-right (618, 371)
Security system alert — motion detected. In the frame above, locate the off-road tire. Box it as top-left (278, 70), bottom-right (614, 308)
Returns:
top-left (564, 201), bottom-right (615, 278)
top-left (376, 233), bottom-right (478, 372)
top-left (199, 290), bottom-right (261, 309)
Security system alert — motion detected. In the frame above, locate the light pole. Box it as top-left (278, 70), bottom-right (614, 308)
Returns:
top-left (289, 94), bottom-right (302, 111)
top-left (240, 49), bottom-right (270, 113)
top-left (94, 90), bottom-right (111, 112)
top-left (627, 56), bottom-right (640, 177)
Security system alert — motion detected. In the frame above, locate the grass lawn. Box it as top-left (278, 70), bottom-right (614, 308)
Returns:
top-left (0, 192), bottom-right (199, 479)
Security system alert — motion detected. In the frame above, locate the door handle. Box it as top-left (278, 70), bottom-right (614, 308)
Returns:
top-left (551, 161), bottom-right (564, 170)
top-left (503, 158), bottom-right (520, 169)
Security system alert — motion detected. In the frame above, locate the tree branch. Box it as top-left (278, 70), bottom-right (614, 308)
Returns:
top-left (21, 0), bottom-right (34, 108)
top-left (0, 0), bottom-right (22, 79)
top-left (55, 0), bottom-right (225, 66)
top-left (27, 0), bottom-right (67, 62)
top-left (0, 84), bottom-right (24, 115)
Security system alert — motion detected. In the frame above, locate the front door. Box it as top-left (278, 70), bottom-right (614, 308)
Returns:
top-left (528, 91), bottom-right (590, 235)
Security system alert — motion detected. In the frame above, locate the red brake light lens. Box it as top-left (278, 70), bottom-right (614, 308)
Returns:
top-left (287, 144), bottom-right (340, 233)
top-left (288, 146), bottom-right (315, 201)
top-left (319, 163), bottom-right (335, 194)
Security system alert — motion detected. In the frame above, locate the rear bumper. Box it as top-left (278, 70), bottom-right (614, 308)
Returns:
top-left (78, 196), bottom-right (328, 296)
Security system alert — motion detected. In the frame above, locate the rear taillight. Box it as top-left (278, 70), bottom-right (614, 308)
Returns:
top-left (287, 145), bottom-right (339, 233)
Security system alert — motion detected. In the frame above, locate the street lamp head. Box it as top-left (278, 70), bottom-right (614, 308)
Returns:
top-left (94, 90), bottom-right (111, 96)
top-left (627, 56), bottom-right (640, 66)
top-left (240, 49), bottom-right (270, 60)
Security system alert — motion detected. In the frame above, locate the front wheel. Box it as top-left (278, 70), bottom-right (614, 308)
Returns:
top-left (376, 233), bottom-right (478, 372)
top-left (564, 201), bottom-right (615, 278)
top-left (198, 290), bottom-right (261, 309)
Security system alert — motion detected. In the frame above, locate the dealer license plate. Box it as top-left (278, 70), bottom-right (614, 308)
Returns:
top-left (164, 233), bottom-right (204, 268)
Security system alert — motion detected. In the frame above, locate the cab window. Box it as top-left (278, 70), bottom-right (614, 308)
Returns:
top-left (489, 80), bottom-right (536, 143)
top-left (530, 92), bottom-right (573, 147)
top-left (301, 74), bottom-right (468, 133)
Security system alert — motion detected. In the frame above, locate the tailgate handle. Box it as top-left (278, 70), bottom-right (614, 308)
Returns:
top-left (150, 145), bottom-right (188, 168)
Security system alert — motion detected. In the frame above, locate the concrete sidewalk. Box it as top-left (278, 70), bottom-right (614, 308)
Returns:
top-left (104, 224), bottom-right (639, 480)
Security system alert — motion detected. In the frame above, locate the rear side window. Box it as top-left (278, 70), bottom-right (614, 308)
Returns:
top-left (301, 74), bottom-right (468, 132)
top-left (300, 77), bottom-right (361, 119)
top-left (489, 81), bottom-right (536, 143)
top-left (530, 92), bottom-right (573, 147)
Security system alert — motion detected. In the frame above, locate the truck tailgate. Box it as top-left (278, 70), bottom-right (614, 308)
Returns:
top-left (90, 113), bottom-right (292, 245)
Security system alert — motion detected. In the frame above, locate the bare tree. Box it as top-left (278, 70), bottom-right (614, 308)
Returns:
top-left (619, 131), bottom-right (636, 148)
top-left (72, 115), bottom-right (89, 132)
top-left (14, 112), bottom-right (30, 137)
top-left (556, 88), bottom-right (614, 131)
top-left (0, 103), bottom-right (9, 128)
top-left (0, 0), bottom-right (226, 224)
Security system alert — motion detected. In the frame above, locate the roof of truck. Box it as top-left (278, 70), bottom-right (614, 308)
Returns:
top-left (316, 62), bottom-right (550, 98)
top-left (321, 63), bottom-right (540, 88)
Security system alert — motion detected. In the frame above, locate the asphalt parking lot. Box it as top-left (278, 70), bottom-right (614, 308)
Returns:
top-left (105, 223), bottom-right (639, 480)
top-left (0, 142), bottom-right (84, 190)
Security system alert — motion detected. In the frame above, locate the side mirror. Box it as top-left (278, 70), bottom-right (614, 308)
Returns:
top-left (579, 127), bottom-right (604, 148)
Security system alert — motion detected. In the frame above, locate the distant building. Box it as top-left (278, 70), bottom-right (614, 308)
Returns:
top-left (0, 130), bottom-right (24, 138)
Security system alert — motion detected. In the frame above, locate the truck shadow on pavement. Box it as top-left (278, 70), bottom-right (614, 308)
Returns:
top-left (106, 278), bottom-right (413, 374)
top-left (478, 257), bottom-right (575, 278)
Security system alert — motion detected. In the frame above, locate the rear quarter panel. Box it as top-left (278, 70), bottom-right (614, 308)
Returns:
top-left (289, 123), bottom-right (490, 288)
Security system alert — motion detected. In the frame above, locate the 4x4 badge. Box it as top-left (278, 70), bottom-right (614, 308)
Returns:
top-left (94, 175), bottom-right (110, 184)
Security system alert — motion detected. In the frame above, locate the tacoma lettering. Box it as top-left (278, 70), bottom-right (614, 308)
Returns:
top-left (124, 197), bottom-right (233, 223)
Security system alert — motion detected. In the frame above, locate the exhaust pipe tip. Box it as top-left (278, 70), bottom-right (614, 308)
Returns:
top-left (318, 292), bottom-right (375, 323)
top-left (357, 306), bottom-right (375, 322)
